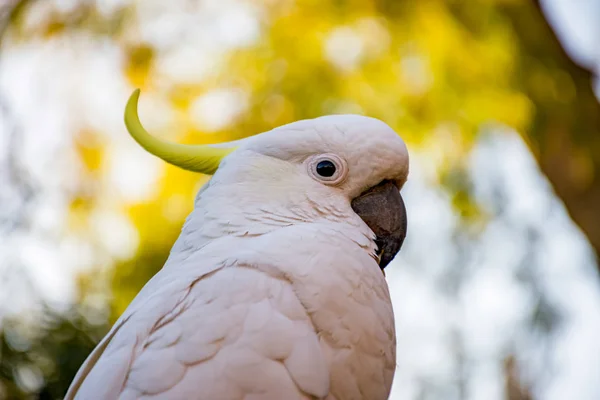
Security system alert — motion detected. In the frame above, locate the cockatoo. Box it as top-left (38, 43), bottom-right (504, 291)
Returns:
top-left (66, 89), bottom-right (409, 400)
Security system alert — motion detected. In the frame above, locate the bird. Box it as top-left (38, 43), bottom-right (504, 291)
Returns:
top-left (65, 89), bottom-right (409, 400)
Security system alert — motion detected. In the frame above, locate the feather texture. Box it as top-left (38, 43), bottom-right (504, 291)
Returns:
top-left (66, 115), bottom-right (407, 400)
top-left (66, 222), bottom-right (395, 400)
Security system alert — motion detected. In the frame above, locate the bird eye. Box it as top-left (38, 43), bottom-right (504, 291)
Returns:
top-left (316, 160), bottom-right (336, 177)
top-left (306, 154), bottom-right (347, 185)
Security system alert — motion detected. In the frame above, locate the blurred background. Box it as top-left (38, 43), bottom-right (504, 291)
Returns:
top-left (0, 0), bottom-right (599, 399)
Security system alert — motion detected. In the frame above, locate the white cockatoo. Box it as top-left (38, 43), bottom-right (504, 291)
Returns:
top-left (66, 89), bottom-right (409, 400)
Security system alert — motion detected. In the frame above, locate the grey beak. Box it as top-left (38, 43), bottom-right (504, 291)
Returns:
top-left (351, 180), bottom-right (407, 269)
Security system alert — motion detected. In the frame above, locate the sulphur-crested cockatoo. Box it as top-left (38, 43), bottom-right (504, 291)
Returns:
top-left (66, 89), bottom-right (409, 400)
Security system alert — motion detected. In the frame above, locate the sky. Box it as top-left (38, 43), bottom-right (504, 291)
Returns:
top-left (541, 0), bottom-right (599, 70)
top-left (541, 0), bottom-right (600, 93)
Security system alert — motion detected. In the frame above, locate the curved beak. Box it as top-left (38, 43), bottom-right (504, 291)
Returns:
top-left (351, 180), bottom-right (407, 269)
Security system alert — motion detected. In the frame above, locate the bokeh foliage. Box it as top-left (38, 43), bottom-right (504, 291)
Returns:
top-left (0, 0), bottom-right (598, 398)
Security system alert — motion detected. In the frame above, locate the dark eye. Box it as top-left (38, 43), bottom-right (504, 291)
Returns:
top-left (307, 154), bottom-right (347, 185)
top-left (316, 160), bottom-right (336, 177)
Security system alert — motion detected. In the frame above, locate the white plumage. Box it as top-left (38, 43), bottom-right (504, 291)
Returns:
top-left (66, 114), bottom-right (409, 400)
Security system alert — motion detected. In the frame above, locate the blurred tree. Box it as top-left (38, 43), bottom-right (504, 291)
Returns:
top-left (0, 0), bottom-right (598, 398)
top-left (504, 355), bottom-right (533, 400)
top-left (497, 0), bottom-right (600, 265)
top-left (0, 310), bottom-right (105, 400)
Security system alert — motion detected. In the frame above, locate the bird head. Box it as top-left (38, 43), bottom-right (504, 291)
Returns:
top-left (125, 89), bottom-right (408, 269)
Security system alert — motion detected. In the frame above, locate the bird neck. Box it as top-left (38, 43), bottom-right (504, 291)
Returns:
top-left (165, 180), bottom-right (377, 268)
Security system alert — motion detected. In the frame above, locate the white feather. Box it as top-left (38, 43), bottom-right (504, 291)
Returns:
top-left (66, 114), bottom-right (408, 400)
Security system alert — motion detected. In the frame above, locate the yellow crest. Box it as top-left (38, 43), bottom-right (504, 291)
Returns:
top-left (124, 89), bottom-right (236, 174)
